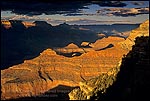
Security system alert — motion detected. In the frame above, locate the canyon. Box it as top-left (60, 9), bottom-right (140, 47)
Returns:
top-left (1, 20), bottom-right (149, 100)
top-left (1, 20), bottom-right (139, 69)
top-left (68, 20), bottom-right (149, 100)
top-left (69, 36), bottom-right (149, 100)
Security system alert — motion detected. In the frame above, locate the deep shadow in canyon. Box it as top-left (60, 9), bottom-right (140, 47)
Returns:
top-left (1, 20), bottom-right (97, 69)
top-left (1, 20), bottom-right (139, 69)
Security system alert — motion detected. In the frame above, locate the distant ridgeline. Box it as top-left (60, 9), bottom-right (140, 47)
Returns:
top-left (1, 20), bottom-right (139, 69)
top-left (69, 36), bottom-right (149, 100)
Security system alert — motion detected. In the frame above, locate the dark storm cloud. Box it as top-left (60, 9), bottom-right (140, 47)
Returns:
top-left (97, 7), bottom-right (149, 17)
top-left (1, 1), bottom-right (89, 16)
top-left (1, 0), bottom-right (127, 16)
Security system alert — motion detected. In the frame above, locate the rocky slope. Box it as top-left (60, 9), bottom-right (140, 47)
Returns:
top-left (119, 19), bottom-right (149, 50)
top-left (1, 45), bottom-right (126, 100)
top-left (1, 49), bottom-right (80, 100)
top-left (1, 20), bottom-right (148, 100)
top-left (1, 42), bottom-right (126, 100)
top-left (69, 36), bottom-right (149, 100)
top-left (69, 20), bottom-right (150, 101)
top-left (103, 36), bottom-right (150, 101)
top-left (69, 62), bottom-right (120, 100)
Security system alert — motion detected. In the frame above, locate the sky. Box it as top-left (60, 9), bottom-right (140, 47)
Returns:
top-left (1, 1), bottom-right (149, 25)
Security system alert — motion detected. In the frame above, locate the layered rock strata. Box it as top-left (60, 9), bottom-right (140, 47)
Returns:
top-left (69, 36), bottom-right (149, 100)
top-left (1, 20), bottom-right (149, 100)
top-left (119, 20), bottom-right (149, 50)
top-left (1, 44), bottom-right (126, 100)
top-left (68, 20), bottom-right (149, 100)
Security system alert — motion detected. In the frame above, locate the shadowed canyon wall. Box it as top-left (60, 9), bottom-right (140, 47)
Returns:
top-left (1, 20), bottom-right (139, 69)
top-left (1, 20), bottom-right (148, 100)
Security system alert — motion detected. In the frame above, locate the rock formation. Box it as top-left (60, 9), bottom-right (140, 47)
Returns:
top-left (54, 36), bottom-right (125, 56)
top-left (64, 43), bottom-right (79, 49)
top-left (119, 19), bottom-right (149, 50)
top-left (54, 43), bottom-right (84, 56)
top-left (1, 49), bottom-right (81, 100)
top-left (81, 42), bottom-right (90, 47)
top-left (92, 36), bottom-right (125, 50)
top-left (1, 41), bottom-right (126, 100)
top-left (69, 64), bottom-right (120, 100)
top-left (68, 20), bottom-right (149, 100)
top-left (1, 20), bottom-right (12, 29)
top-left (69, 36), bottom-right (149, 100)
top-left (22, 21), bottom-right (35, 28)
top-left (1, 20), bottom-right (98, 69)
top-left (1, 20), bottom-right (149, 100)
top-left (1, 20), bottom-right (35, 29)
top-left (1, 20), bottom-right (139, 69)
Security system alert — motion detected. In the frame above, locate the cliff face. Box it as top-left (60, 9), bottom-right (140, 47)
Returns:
top-left (119, 20), bottom-right (149, 50)
top-left (1, 49), bottom-right (80, 100)
top-left (69, 36), bottom-right (149, 100)
top-left (1, 20), bottom-right (12, 29)
top-left (1, 20), bottom-right (149, 100)
top-left (68, 65), bottom-right (120, 100)
top-left (1, 45), bottom-right (126, 100)
top-left (103, 36), bottom-right (150, 101)
top-left (68, 20), bottom-right (149, 100)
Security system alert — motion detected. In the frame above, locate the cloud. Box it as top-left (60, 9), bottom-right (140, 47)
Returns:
top-left (1, 1), bottom-right (89, 16)
top-left (1, 1), bottom-right (128, 16)
top-left (130, 1), bottom-right (145, 6)
top-left (63, 19), bottom-right (131, 25)
top-left (1, 15), bottom-right (48, 21)
top-left (97, 7), bottom-right (149, 17)
top-left (92, 1), bottom-right (127, 7)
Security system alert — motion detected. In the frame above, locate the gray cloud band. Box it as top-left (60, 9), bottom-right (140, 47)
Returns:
top-left (97, 7), bottom-right (149, 17)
